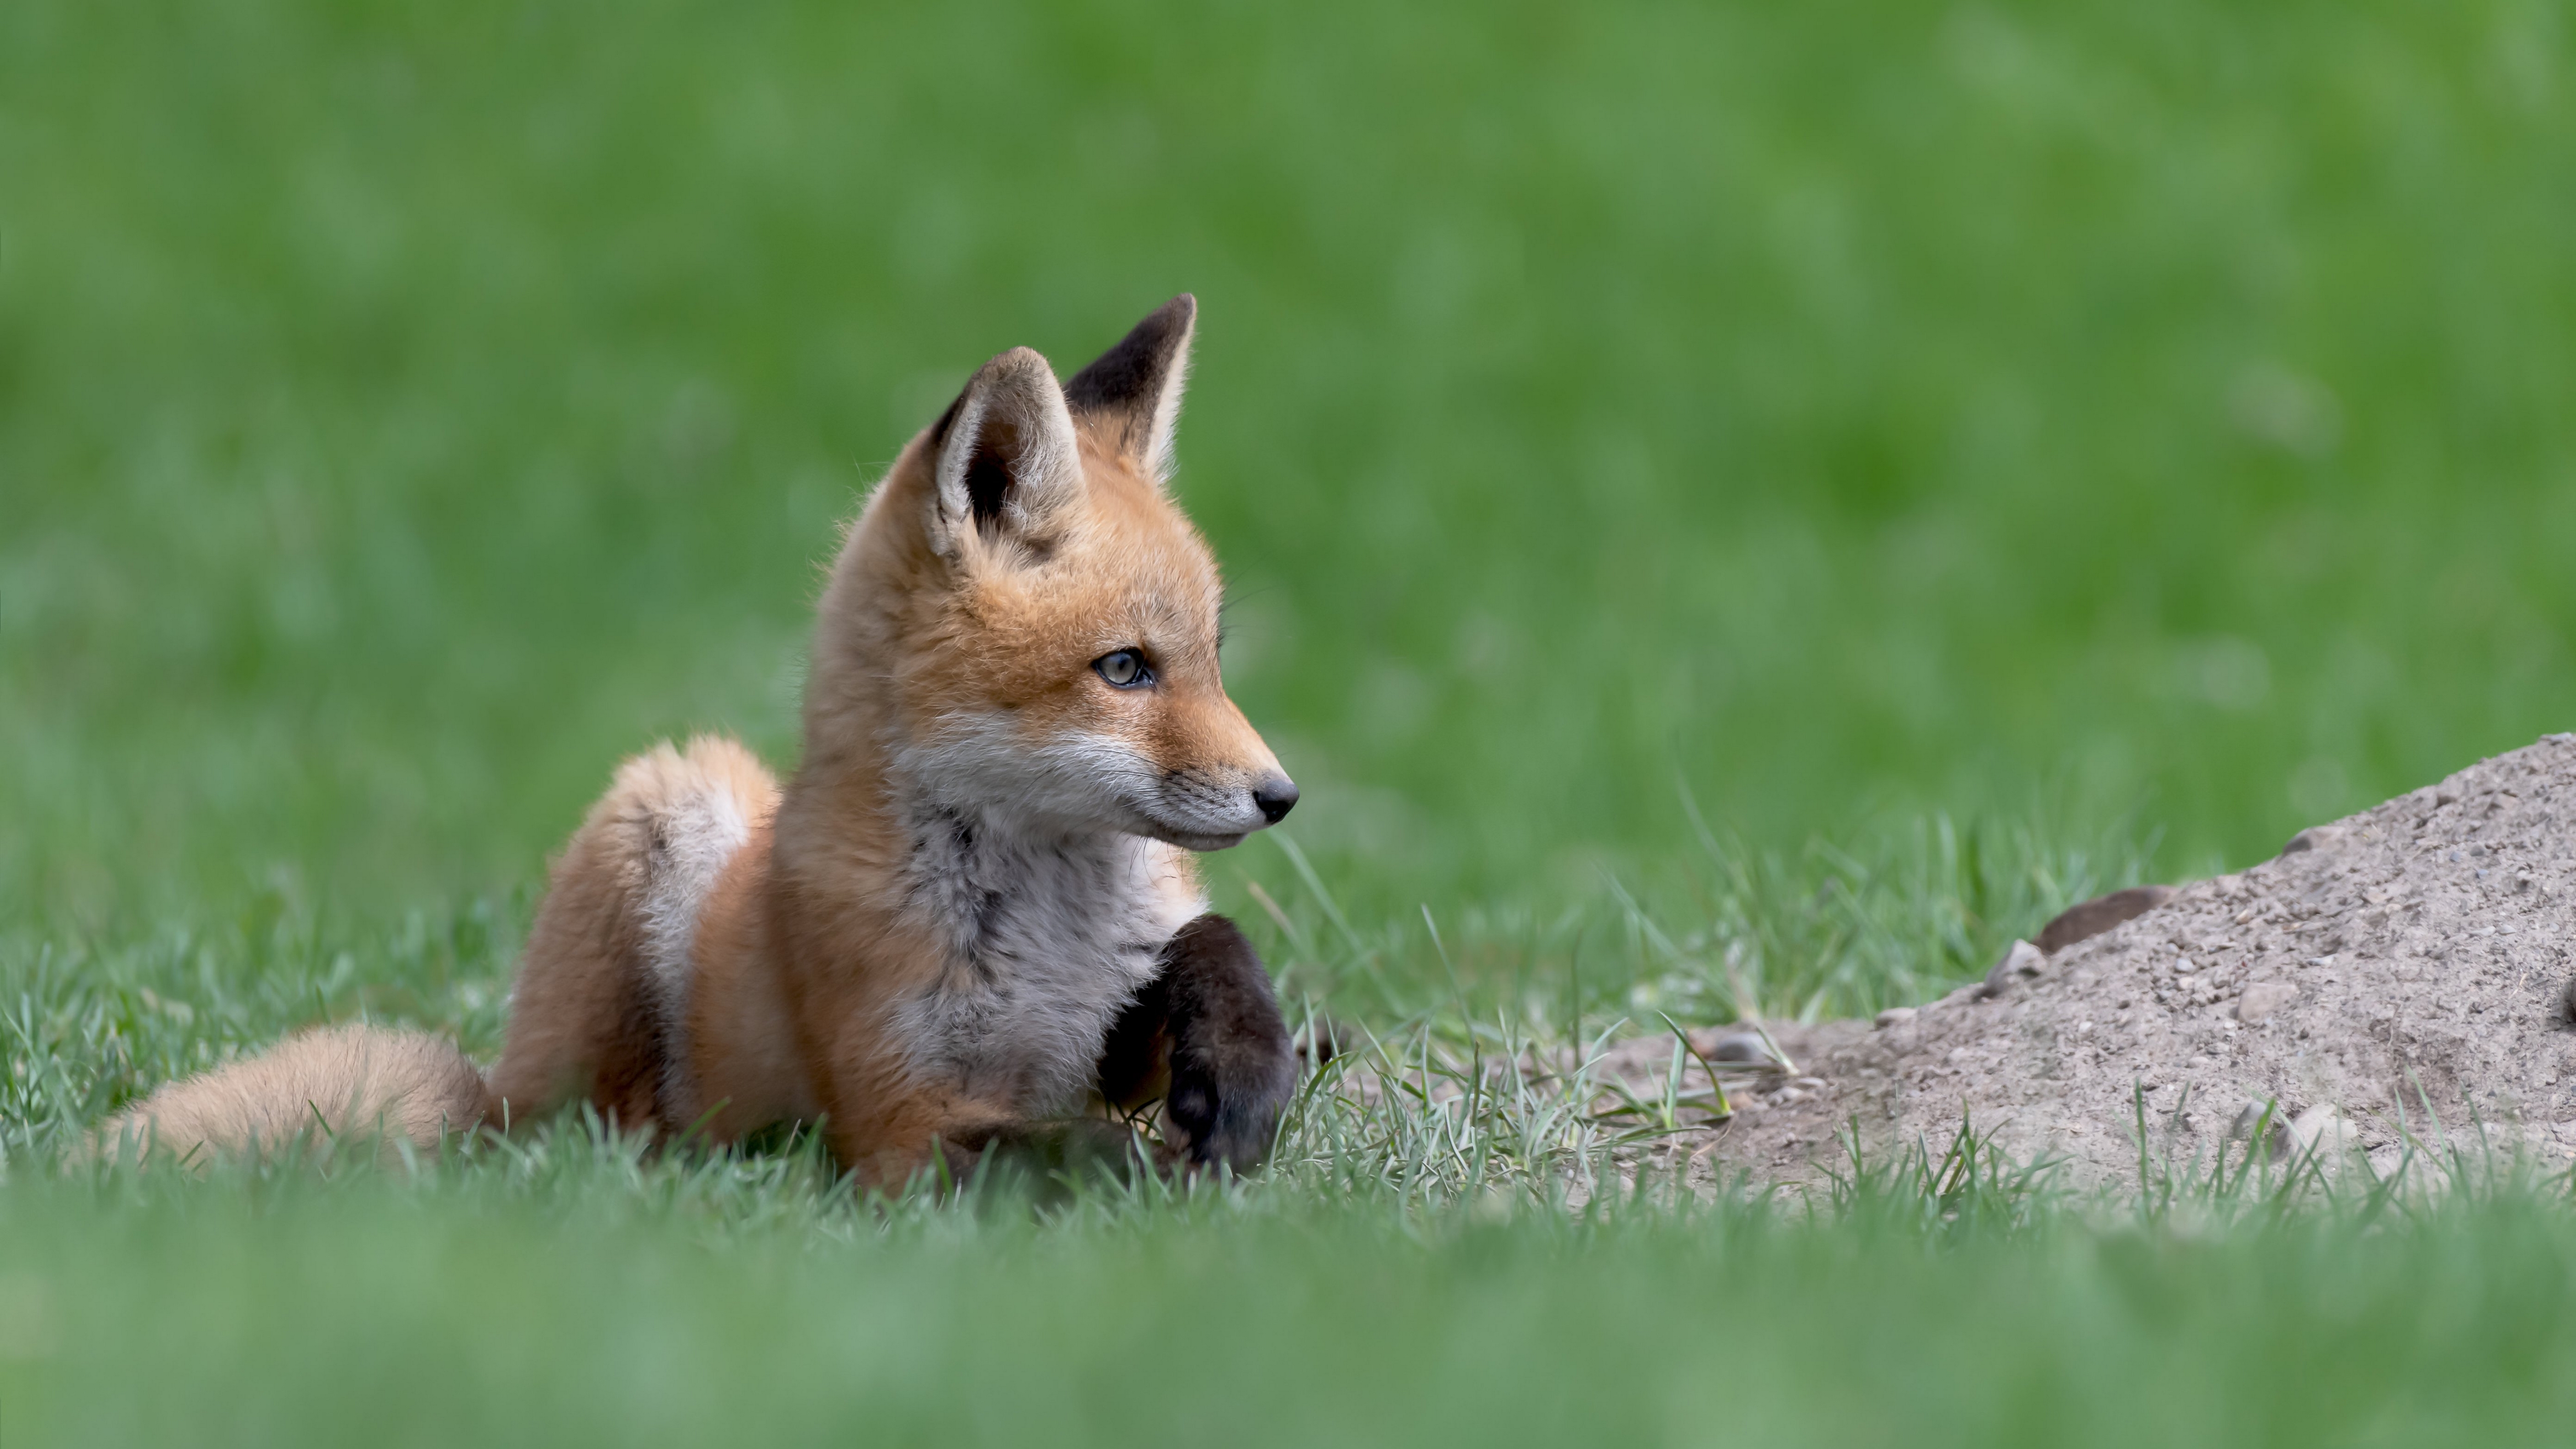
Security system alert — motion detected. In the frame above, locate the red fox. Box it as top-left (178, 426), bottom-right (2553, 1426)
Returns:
top-left (99, 298), bottom-right (1305, 1184)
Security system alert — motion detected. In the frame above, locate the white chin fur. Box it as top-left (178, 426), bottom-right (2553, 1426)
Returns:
top-left (900, 719), bottom-right (1264, 842)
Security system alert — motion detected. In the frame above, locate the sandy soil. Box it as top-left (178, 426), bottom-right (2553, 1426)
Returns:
top-left (1619, 733), bottom-right (2576, 1189)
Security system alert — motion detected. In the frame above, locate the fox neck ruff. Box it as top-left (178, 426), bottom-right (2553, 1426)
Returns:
top-left (885, 791), bottom-right (1204, 1113)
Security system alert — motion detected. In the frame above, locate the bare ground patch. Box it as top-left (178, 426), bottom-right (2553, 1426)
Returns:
top-left (1573, 734), bottom-right (2576, 1190)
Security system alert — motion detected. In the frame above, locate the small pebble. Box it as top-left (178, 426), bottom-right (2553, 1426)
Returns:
top-left (1874, 1007), bottom-right (1917, 1030)
top-left (2230, 1100), bottom-right (2294, 1157)
top-left (1707, 1031), bottom-right (1780, 1067)
top-left (2279, 825), bottom-right (2345, 856)
top-left (2558, 977), bottom-right (2576, 1026)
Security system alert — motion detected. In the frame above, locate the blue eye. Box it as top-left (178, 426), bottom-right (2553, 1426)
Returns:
top-left (1094, 650), bottom-right (1153, 689)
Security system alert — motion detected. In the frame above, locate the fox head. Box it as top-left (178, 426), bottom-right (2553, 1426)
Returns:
top-left (834, 297), bottom-right (1296, 851)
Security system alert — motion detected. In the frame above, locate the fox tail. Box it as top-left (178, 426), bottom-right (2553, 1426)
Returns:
top-left (92, 1023), bottom-right (488, 1166)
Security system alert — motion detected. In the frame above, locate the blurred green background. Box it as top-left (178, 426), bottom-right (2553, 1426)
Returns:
top-left (6, 0), bottom-right (2572, 931)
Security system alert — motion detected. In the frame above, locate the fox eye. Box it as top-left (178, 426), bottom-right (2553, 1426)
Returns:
top-left (1093, 649), bottom-right (1153, 689)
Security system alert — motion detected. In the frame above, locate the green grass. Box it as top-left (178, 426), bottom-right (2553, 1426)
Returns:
top-left (8, 0), bottom-right (2576, 1441)
top-left (11, 1125), bottom-right (2576, 1446)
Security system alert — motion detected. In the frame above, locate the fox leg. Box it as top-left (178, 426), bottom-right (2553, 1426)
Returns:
top-left (490, 737), bottom-right (776, 1136)
top-left (485, 803), bottom-right (664, 1131)
top-left (1096, 914), bottom-right (1296, 1174)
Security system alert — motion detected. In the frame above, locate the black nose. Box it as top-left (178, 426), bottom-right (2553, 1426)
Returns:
top-left (1252, 776), bottom-right (1299, 825)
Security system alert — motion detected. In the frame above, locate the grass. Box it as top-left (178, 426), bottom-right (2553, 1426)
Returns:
top-left (11, 1117), bottom-right (2576, 1446)
top-left (11, 865), bottom-right (2576, 1445)
top-left (8, 0), bottom-right (2576, 1441)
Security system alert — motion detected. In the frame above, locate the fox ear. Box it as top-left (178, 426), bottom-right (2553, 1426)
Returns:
top-left (1062, 294), bottom-right (1195, 482)
top-left (925, 347), bottom-right (1086, 560)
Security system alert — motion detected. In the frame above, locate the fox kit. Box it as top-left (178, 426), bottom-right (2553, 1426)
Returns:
top-left (101, 297), bottom-right (1304, 1184)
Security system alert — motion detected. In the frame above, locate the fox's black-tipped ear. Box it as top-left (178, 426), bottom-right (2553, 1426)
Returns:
top-left (1063, 295), bottom-right (1196, 482)
top-left (927, 346), bottom-right (1085, 562)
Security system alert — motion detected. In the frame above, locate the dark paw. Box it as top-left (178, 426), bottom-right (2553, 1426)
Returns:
top-left (1156, 915), bottom-right (1297, 1174)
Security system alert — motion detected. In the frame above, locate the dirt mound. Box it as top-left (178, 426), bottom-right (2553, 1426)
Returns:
top-left (1660, 733), bottom-right (2576, 1189)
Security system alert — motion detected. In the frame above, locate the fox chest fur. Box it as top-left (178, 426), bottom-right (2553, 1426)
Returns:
top-left (887, 799), bottom-right (1205, 1112)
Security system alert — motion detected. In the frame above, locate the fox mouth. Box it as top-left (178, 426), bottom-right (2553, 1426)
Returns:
top-left (1144, 824), bottom-right (1252, 852)
top-left (1132, 810), bottom-right (1256, 852)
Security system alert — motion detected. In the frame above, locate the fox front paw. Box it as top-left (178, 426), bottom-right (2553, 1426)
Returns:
top-left (1156, 915), bottom-right (1297, 1174)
